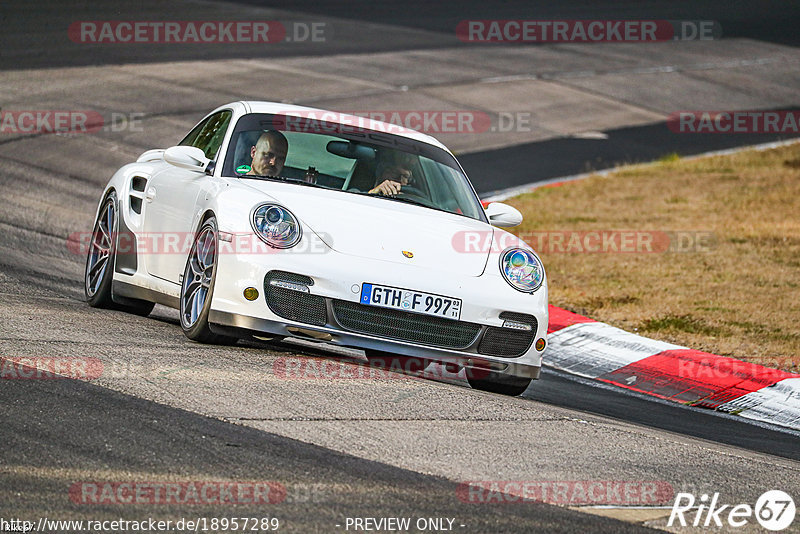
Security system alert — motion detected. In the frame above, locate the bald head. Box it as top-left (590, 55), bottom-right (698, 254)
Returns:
top-left (249, 131), bottom-right (288, 176)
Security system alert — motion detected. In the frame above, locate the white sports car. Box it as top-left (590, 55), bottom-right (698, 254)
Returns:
top-left (85, 101), bottom-right (548, 396)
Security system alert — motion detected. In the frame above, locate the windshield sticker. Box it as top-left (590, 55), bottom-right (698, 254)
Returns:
top-left (236, 164), bottom-right (251, 174)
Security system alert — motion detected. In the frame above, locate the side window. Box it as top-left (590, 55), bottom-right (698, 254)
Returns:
top-left (179, 110), bottom-right (232, 160)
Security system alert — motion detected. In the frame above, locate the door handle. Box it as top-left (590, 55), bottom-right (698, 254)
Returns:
top-left (145, 187), bottom-right (156, 202)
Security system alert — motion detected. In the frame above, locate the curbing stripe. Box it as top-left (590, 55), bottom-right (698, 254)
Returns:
top-left (597, 349), bottom-right (797, 408)
top-left (547, 305), bottom-right (595, 333)
top-left (546, 321), bottom-right (682, 379)
top-left (716, 378), bottom-right (800, 428)
top-left (546, 305), bottom-right (800, 430)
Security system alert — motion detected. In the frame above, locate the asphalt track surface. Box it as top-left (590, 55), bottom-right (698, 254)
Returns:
top-left (2, 374), bottom-right (644, 533)
top-left (5, 0), bottom-right (800, 70)
top-left (462, 122), bottom-right (800, 195)
top-left (229, 0), bottom-right (800, 47)
top-left (1, 1), bottom-right (799, 532)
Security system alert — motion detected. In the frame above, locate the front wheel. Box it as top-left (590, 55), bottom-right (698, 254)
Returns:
top-left (467, 370), bottom-right (532, 396)
top-left (179, 217), bottom-right (235, 344)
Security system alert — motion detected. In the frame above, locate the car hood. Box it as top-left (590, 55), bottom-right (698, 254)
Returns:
top-left (238, 180), bottom-right (492, 277)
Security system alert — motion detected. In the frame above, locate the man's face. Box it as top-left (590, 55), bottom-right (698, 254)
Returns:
top-left (250, 137), bottom-right (287, 176)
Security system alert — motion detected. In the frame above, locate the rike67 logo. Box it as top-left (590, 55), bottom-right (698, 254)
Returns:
top-left (668, 490), bottom-right (795, 531)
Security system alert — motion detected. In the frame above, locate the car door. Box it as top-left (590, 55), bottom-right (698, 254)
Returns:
top-left (142, 110), bottom-right (232, 283)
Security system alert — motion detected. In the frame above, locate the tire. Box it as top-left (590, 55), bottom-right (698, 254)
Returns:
top-left (85, 192), bottom-right (154, 316)
top-left (364, 349), bottom-right (431, 375)
top-left (466, 370), bottom-right (532, 396)
top-left (179, 216), bottom-right (235, 344)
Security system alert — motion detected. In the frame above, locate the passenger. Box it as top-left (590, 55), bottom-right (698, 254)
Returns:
top-left (369, 152), bottom-right (415, 196)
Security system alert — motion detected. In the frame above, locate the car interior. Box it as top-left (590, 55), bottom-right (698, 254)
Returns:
top-left (229, 129), bottom-right (482, 220)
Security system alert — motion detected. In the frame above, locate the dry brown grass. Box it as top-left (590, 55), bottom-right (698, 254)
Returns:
top-left (506, 144), bottom-right (800, 372)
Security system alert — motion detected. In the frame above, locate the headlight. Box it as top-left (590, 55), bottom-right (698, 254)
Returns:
top-left (251, 203), bottom-right (302, 248)
top-left (500, 248), bottom-right (544, 293)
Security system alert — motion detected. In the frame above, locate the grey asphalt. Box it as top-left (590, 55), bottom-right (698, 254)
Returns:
top-left (2, 1), bottom-right (800, 531)
top-left (4, 0), bottom-right (799, 70)
top-left (232, 0), bottom-right (800, 46)
top-left (1, 374), bottom-right (649, 533)
top-left (464, 120), bottom-right (800, 195)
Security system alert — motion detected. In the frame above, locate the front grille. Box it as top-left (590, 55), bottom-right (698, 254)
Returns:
top-left (264, 271), bottom-right (326, 326)
top-left (332, 300), bottom-right (481, 349)
top-left (477, 312), bottom-right (537, 357)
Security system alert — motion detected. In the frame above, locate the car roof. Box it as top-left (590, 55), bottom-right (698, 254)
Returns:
top-left (235, 101), bottom-right (450, 152)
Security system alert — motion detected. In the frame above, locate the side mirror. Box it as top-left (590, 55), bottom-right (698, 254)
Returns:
top-left (485, 202), bottom-right (523, 227)
top-left (164, 146), bottom-right (210, 172)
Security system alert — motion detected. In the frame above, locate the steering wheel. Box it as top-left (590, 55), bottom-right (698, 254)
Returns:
top-left (397, 185), bottom-right (427, 200)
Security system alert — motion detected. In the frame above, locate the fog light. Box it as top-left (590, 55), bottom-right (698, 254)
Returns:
top-left (535, 338), bottom-right (546, 351)
top-left (502, 320), bottom-right (532, 331)
top-left (269, 279), bottom-right (310, 293)
top-left (243, 287), bottom-right (259, 301)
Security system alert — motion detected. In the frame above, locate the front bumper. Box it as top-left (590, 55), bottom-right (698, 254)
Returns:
top-left (209, 309), bottom-right (541, 379)
top-left (209, 243), bottom-right (547, 379)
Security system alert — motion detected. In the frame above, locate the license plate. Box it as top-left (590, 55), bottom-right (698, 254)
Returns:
top-left (360, 283), bottom-right (462, 320)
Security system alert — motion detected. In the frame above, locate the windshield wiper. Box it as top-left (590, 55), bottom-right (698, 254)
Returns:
top-left (348, 190), bottom-right (437, 210)
top-left (378, 195), bottom-right (433, 209)
top-left (237, 174), bottom-right (329, 189)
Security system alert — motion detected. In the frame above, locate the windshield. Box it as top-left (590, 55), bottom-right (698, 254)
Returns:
top-left (221, 113), bottom-right (486, 221)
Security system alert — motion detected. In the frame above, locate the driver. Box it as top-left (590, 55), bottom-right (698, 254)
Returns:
top-left (247, 130), bottom-right (288, 177)
top-left (369, 152), bottom-right (415, 196)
